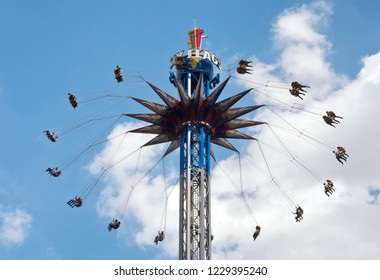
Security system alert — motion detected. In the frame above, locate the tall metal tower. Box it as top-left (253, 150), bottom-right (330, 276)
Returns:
top-left (125, 27), bottom-right (264, 259)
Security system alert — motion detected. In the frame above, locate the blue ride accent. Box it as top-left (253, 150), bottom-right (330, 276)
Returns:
top-left (177, 58), bottom-right (213, 174)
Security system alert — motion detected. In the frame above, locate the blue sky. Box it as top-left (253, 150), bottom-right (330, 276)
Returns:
top-left (1, 0), bottom-right (380, 260)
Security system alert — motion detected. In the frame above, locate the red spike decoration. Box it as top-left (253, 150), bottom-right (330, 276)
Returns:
top-left (124, 74), bottom-right (265, 152)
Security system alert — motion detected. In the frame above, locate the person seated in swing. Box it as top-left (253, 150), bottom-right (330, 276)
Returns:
top-left (326, 111), bottom-right (342, 122)
top-left (114, 65), bottom-right (123, 83)
top-left (236, 59), bottom-right (253, 75)
top-left (108, 218), bottom-right (121, 231)
top-left (67, 196), bottom-right (82, 208)
top-left (336, 147), bottom-right (349, 162)
top-left (108, 219), bottom-right (121, 231)
top-left (323, 112), bottom-right (341, 127)
top-left (293, 206), bottom-right (304, 222)
top-left (323, 115), bottom-right (337, 127)
top-left (326, 179), bottom-right (334, 188)
top-left (237, 66), bottom-right (253, 74)
top-left (159, 231), bottom-right (164, 241)
top-left (252, 226), bottom-right (261, 241)
top-left (324, 180), bottom-right (335, 197)
top-left (289, 88), bottom-right (305, 100)
top-left (239, 59), bottom-right (252, 67)
top-left (68, 93), bottom-right (78, 108)
top-left (333, 150), bottom-right (346, 164)
top-left (46, 167), bottom-right (61, 177)
top-left (291, 81), bottom-right (310, 93)
top-left (154, 231), bottom-right (165, 245)
top-left (44, 130), bottom-right (58, 142)
top-left (337, 146), bottom-right (348, 157)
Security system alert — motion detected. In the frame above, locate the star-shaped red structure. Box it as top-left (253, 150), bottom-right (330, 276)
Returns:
top-left (124, 74), bottom-right (265, 155)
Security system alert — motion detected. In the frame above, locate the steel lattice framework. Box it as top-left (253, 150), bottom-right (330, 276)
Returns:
top-left (125, 27), bottom-right (264, 259)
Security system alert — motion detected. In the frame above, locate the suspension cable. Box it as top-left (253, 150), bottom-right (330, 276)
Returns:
top-left (256, 140), bottom-right (298, 212)
top-left (214, 156), bottom-right (259, 226)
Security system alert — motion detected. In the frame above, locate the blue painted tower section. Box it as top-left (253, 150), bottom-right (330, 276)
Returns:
top-left (171, 35), bottom-right (219, 259)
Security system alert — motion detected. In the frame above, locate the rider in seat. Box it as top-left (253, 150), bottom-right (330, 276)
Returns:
top-left (324, 180), bottom-right (335, 197)
top-left (293, 206), bottom-right (304, 222)
top-left (291, 81), bottom-right (310, 93)
top-left (289, 81), bottom-right (309, 100)
top-left (333, 146), bottom-right (349, 164)
top-left (44, 130), bottom-right (58, 142)
top-left (289, 88), bottom-right (305, 100)
top-left (68, 93), bottom-right (78, 108)
top-left (236, 59), bottom-right (253, 75)
top-left (67, 196), bottom-right (83, 208)
top-left (337, 146), bottom-right (347, 156)
top-left (333, 150), bottom-right (346, 164)
top-left (252, 226), bottom-right (261, 241)
top-left (114, 65), bottom-right (123, 83)
top-left (154, 231), bottom-right (165, 245)
top-left (326, 111), bottom-right (342, 123)
top-left (46, 167), bottom-right (61, 177)
top-left (323, 115), bottom-right (339, 127)
top-left (108, 219), bottom-right (121, 231)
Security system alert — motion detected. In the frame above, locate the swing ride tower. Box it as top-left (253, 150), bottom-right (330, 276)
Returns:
top-left (175, 27), bottom-right (214, 260)
top-left (125, 26), bottom-right (265, 260)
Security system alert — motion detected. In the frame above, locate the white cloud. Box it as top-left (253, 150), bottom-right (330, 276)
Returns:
top-left (270, 1), bottom-right (348, 100)
top-left (272, 1), bottom-right (332, 47)
top-left (89, 1), bottom-right (380, 259)
top-left (0, 207), bottom-right (33, 247)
